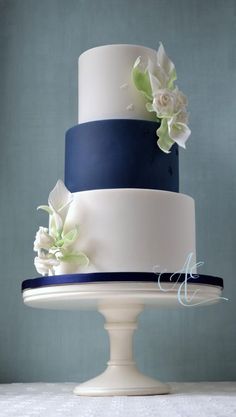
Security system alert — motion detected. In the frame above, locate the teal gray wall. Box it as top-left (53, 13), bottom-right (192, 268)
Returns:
top-left (0, 0), bottom-right (235, 383)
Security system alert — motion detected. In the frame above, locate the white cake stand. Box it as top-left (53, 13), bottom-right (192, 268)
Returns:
top-left (22, 279), bottom-right (223, 396)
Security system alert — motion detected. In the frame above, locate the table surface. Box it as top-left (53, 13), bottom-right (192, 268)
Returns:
top-left (0, 382), bottom-right (235, 417)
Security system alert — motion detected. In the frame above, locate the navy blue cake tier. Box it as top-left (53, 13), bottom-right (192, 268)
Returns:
top-left (65, 119), bottom-right (179, 193)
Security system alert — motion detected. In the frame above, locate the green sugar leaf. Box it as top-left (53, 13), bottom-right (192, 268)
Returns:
top-left (132, 57), bottom-right (153, 101)
top-left (156, 119), bottom-right (175, 153)
top-left (62, 228), bottom-right (79, 245)
top-left (60, 252), bottom-right (89, 266)
top-left (167, 68), bottom-right (177, 90)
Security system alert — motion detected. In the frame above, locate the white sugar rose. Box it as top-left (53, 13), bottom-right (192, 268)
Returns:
top-left (152, 89), bottom-right (177, 117)
top-left (34, 180), bottom-right (89, 276)
top-left (34, 252), bottom-right (60, 276)
top-left (132, 42), bottom-right (191, 153)
top-left (175, 89), bottom-right (188, 112)
top-left (34, 226), bottom-right (54, 252)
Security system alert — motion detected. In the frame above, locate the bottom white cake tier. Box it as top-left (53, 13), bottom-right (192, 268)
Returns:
top-left (54, 189), bottom-right (196, 275)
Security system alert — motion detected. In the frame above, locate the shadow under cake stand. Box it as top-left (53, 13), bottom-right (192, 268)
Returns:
top-left (22, 272), bottom-right (224, 396)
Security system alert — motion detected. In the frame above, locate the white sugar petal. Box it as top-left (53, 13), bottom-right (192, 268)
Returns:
top-left (148, 72), bottom-right (161, 96)
top-left (48, 180), bottom-right (72, 212)
top-left (157, 42), bottom-right (175, 78)
top-left (48, 180), bottom-right (73, 231)
top-left (168, 119), bottom-right (191, 148)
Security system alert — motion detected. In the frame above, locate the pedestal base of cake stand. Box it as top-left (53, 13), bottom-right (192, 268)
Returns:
top-left (22, 280), bottom-right (224, 396)
top-left (74, 303), bottom-right (169, 396)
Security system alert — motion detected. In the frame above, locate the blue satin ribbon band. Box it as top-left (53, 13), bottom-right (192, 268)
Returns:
top-left (22, 272), bottom-right (223, 292)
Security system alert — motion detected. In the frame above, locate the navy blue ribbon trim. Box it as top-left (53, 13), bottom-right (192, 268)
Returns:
top-left (22, 272), bottom-right (224, 292)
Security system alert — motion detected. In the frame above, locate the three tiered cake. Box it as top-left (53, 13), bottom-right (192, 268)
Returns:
top-left (22, 43), bottom-right (224, 397)
top-left (32, 44), bottom-right (197, 279)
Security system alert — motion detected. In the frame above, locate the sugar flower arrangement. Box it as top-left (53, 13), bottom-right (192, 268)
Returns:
top-left (132, 43), bottom-right (191, 153)
top-left (33, 180), bottom-right (89, 276)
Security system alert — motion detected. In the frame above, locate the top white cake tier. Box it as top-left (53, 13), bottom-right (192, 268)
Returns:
top-left (78, 44), bottom-right (157, 123)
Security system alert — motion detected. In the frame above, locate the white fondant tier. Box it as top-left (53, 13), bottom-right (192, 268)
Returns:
top-left (78, 44), bottom-right (157, 123)
top-left (55, 189), bottom-right (196, 275)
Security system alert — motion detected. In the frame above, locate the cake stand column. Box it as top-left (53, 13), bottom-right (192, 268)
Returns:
top-left (74, 303), bottom-right (170, 396)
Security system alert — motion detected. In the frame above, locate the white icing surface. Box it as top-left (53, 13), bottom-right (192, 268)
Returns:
top-left (0, 382), bottom-right (235, 416)
top-left (78, 44), bottom-right (157, 123)
top-left (55, 189), bottom-right (196, 275)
